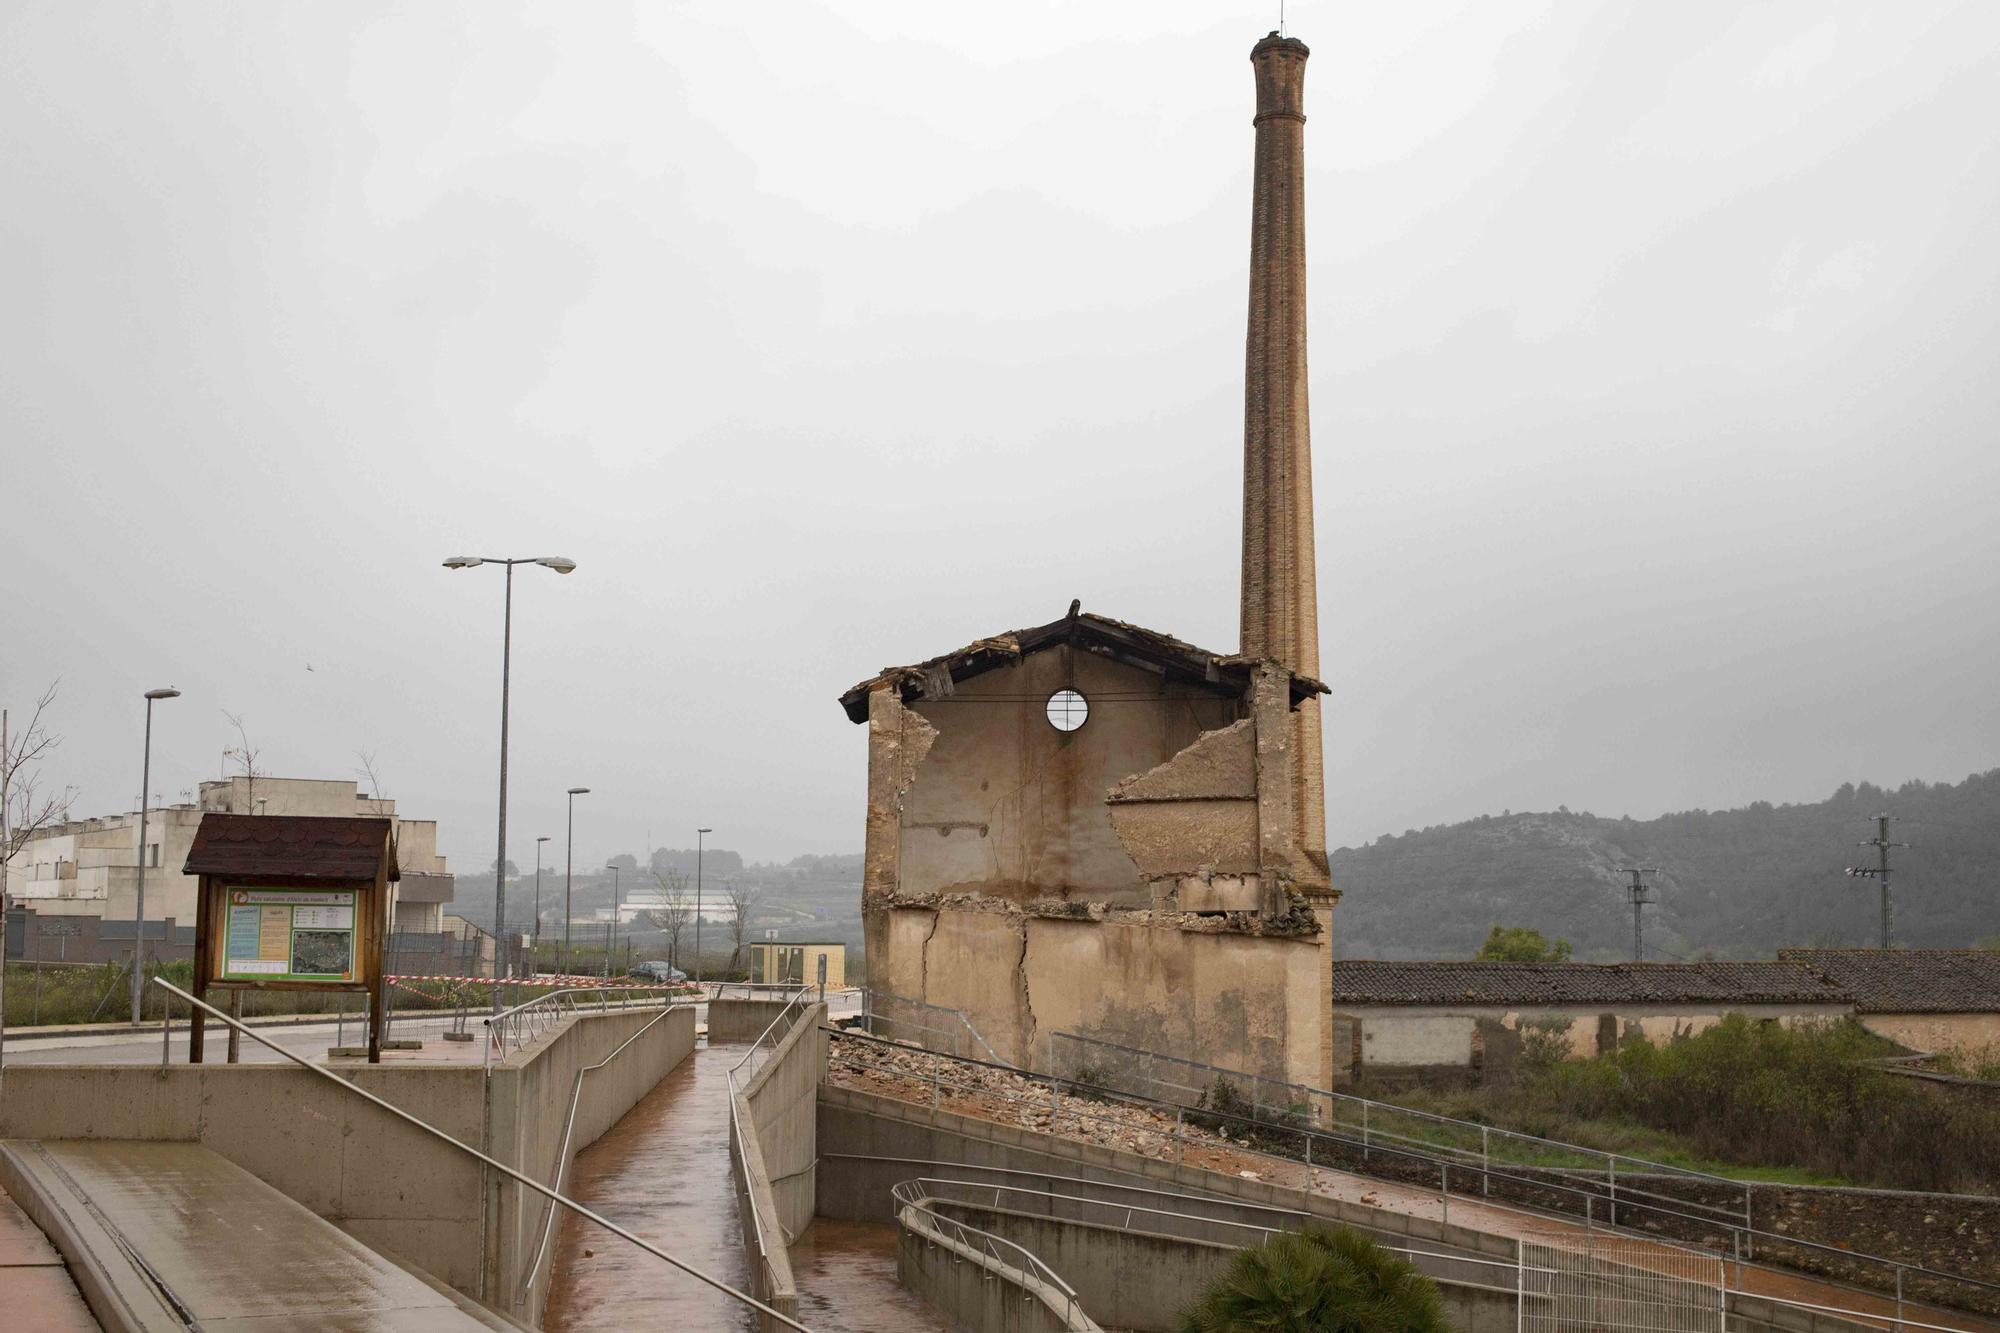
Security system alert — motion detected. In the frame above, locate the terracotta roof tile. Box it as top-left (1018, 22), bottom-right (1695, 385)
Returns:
top-left (1777, 949), bottom-right (2000, 1014)
top-left (1330, 960), bottom-right (1848, 1007)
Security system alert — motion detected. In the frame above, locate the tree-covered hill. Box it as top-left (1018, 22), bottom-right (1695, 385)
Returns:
top-left (1329, 769), bottom-right (2000, 960)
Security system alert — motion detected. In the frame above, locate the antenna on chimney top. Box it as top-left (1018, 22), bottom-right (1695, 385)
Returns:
top-left (1279, 1), bottom-right (1287, 38)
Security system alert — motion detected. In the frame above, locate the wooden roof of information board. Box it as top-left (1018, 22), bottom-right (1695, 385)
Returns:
top-left (183, 814), bottom-right (400, 883)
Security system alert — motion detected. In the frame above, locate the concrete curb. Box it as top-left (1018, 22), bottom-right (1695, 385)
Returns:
top-left (0, 1140), bottom-right (184, 1333)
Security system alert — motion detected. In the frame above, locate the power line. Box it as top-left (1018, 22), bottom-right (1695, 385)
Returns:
top-left (1845, 813), bottom-right (1907, 949)
top-left (1621, 866), bottom-right (1659, 962)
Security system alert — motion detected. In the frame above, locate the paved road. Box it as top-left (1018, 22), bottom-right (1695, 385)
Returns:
top-left (1, 990), bottom-right (863, 1067)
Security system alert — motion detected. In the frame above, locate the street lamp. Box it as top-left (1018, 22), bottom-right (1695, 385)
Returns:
top-left (443, 554), bottom-right (577, 1011)
top-left (604, 861), bottom-right (622, 978)
top-left (533, 836), bottom-right (550, 973)
top-left (564, 787), bottom-right (589, 976)
top-left (695, 828), bottom-right (712, 986)
top-left (131, 687), bottom-right (180, 1024)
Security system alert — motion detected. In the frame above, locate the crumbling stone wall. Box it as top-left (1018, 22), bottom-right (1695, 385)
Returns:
top-left (871, 897), bottom-right (1324, 1088)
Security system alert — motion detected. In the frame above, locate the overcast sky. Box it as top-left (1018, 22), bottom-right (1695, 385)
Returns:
top-left (5, 1), bottom-right (1998, 873)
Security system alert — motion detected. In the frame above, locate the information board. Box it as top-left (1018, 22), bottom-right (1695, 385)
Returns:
top-left (221, 888), bottom-right (358, 982)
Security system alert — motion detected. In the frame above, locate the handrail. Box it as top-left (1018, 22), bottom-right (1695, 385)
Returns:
top-left (513, 1001), bottom-right (687, 1307)
top-left (901, 1175), bottom-right (1524, 1276)
top-left (830, 1028), bottom-right (2000, 1305)
top-left (891, 1179), bottom-right (1092, 1328)
top-left (147, 977), bottom-right (812, 1332)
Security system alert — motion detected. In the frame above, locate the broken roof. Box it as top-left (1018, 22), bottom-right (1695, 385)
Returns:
top-left (1329, 960), bottom-right (1849, 1008)
top-left (1777, 949), bottom-right (2000, 1014)
top-left (838, 603), bottom-right (1329, 723)
top-left (183, 814), bottom-right (399, 884)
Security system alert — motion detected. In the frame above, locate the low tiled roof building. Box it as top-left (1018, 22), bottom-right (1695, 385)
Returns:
top-left (1778, 949), bottom-right (2000, 1051)
top-left (1328, 959), bottom-right (1855, 1088)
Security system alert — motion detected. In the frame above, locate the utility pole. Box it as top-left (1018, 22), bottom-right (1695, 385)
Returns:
top-left (1847, 814), bottom-right (1906, 949)
top-left (1622, 867), bottom-right (1658, 962)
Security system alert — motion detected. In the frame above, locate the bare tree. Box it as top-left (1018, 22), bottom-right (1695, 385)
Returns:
top-left (3, 681), bottom-right (76, 1058)
top-left (2, 682), bottom-right (75, 868)
top-left (221, 711), bottom-right (264, 813)
top-left (724, 879), bottom-right (759, 976)
top-left (355, 750), bottom-right (390, 813)
top-left (646, 869), bottom-right (691, 969)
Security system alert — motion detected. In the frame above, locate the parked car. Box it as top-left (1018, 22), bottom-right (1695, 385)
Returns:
top-left (628, 960), bottom-right (687, 983)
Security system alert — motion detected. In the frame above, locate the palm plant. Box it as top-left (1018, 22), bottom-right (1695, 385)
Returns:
top-left (1179, 1226), bottom-right (1451, 1333)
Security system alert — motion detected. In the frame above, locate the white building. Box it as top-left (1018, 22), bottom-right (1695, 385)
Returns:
top-left (5, 777), bottom-right (454, 938)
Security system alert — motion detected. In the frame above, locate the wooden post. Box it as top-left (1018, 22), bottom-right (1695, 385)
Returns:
top-left (190, 876), bottom-right (211, 1064)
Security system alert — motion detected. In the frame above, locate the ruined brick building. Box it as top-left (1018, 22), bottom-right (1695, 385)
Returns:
top-left (840, 32), bottom-right (1337, 1089)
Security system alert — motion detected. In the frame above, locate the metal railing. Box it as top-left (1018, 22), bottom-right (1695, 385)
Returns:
top-left (840, 1157), bottom-right (1976, 1333)
top-left (484, 985), bottom-right (681, 1068)
top-left (145, 977), bottom-right (812, 1331)
top-left (891, 1179), bottom-right (1098, 1330)
top-left (829, 1029), bottom-right (2000, 1326)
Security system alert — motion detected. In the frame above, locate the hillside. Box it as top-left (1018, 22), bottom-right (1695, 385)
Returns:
top-left (1329, 769), bottom-right (2000, 960)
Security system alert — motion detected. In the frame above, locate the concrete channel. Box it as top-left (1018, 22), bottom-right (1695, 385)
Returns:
top-left (542, 1038), bottom-right (948, 1333)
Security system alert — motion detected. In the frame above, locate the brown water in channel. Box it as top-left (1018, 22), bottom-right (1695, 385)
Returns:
top-left (543, 1041), bottom-right (948, 1333)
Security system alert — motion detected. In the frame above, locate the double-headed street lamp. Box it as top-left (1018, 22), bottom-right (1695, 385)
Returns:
top-left (564, 787), bottom-right (589, 976)
top-left (443, 554), bottom-right (577, 1010)
top-left (131, 687), bottom-right (180, 1024)
top-left (695, 827), bottom-right (712, 985)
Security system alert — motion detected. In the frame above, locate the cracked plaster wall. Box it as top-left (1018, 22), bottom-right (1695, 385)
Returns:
top-left (896, 648), bottom-right (1237, 907)
top-left (873, 901), bottom-right (1324, 1084)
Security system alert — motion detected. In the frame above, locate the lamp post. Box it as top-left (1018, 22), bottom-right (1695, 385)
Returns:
top-left (564, 787), bottom-right (589, 976)
top-left (131, 687), bottom-right (180, 1024)
top-left (443, 554), bottom-right (578, 1013)
top-left (695, 827), bottom-right (712, 986)
top-left (533, 835), bottom-right (550, 974)
top-left (604, 861), bottom-right (622, 978)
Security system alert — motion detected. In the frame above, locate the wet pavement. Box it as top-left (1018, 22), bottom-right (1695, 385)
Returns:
top-left (543, 1040), bottom-right (949, 1333)
top-left (544, 1040), bottom-right (760, 1331)
top-left (791, 1219), bottom-right (948, 1333)
top-left (0, 1183), bottom-right (97, 1332)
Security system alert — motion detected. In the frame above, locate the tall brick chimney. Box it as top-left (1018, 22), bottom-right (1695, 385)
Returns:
top-left (1240, 31), bottom-right (1328, 885)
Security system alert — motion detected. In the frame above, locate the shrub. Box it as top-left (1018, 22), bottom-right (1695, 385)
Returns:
top-left (1179, 1226), bottom-right (1450, 1333)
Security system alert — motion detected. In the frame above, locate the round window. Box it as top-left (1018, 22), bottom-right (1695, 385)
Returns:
top-left (1045, 689), bottom-right (1089, 732)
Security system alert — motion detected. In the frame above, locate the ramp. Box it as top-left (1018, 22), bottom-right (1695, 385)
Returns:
top-left (0, 1139), bottom-right (523, 1332)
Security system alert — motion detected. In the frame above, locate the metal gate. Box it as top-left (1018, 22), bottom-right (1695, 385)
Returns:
top-left (1520, 1232), bottom-right (1725, 1333)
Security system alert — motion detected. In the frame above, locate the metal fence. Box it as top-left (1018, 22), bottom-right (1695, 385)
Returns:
top-left (858, 989), bottom-right (1012, 1064)
top-left (1046, 1029), bottom-right (1752, 1235)
top-left (1521, 1232), bottom-right (1724, 1333)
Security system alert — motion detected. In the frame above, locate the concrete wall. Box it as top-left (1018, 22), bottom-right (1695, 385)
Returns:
top-left (740, 1008), bottom-right (826, 1238)
top-left (710, 996), bottom-right (799, 1044)
top-left (897, 1208), bottom-right (1096, 1332)
top-left (0, 1004), bottom-right (693, 1324)
top-left (1859, 1012), bottom-right (2000, 1052)
top-left (899, 650), bottom-right (1237, 907)
top-left (870, 902), bottom-right (1325, 1087)
top-left (816, 1084), bottom-right (1516, 1263)
top-left (727, 1004), bottom-right (825, 1333)
top-left (1344, 1002), bottom-right (1851, 1074)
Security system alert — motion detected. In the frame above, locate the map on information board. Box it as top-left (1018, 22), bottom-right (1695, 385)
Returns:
top-left (222, 888), bottom-right (358, 981)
